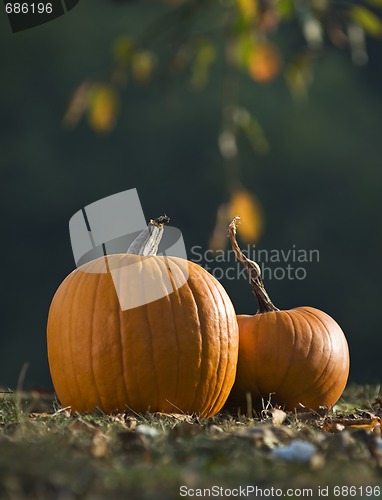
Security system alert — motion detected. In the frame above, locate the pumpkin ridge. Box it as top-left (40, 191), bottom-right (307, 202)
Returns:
top-left (300, 307), bottom-right (347, 399)
top-left (201, 272), bottom-right (226, 416)
top-left (165, 257), bottom-right (204, 414)
top-left (284, 309), bottom-right (332, 403)
top-left (297, 309), bottom-right (335, 392)
top-left (299, 308), bottom-right (336, 386)
top-left (50, 271), bottom-right (77, 408)
top-left (114, 260), bottom-right (130, 410)
top-left (68, 270), bottom-right (94, 410)
top-left (183, 269), bottom-right (212, 416)
top-left (243, 316), bottom-right (262, 393)
top-left (166, 257), bottom-right (191, 414)
top-left (303, 311), bottom-right (345, 403)
top-left (274, 310), bottom-right (299, 397)
top-left (150, 256), bottom-right (180, 412)
top-left (242, 317), bottom-right (261, 395)
top-left (121, 256), bottom-right (159, 412)
top-left (249, 315), bottom-right (268, 397)
top-left (140, 259), bottom-right (161, 412)
top-left (213, 278), bottom-right (238, 414)
top-left (89, 270), bottom-right (105, 411)
top-left (160, 258), bottom-right (181, 411)
top-left (290, 308), bottom-right (324, 392)
top-left (278, 309), bottom-right (323, 403)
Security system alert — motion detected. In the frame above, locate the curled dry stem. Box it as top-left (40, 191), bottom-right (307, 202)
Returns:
top-left (228, 217), bottom-right (279, 314)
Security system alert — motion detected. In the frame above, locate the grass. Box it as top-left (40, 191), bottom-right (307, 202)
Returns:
top-left (0, 385), bottom-right (381, 499)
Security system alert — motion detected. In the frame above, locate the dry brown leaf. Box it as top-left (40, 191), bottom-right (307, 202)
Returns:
top-left (110, 414), bottom-right (138, 430)
top-left (118, 431), bottom-right (150, 453)
top-left (169, 421), bottom-right (204, 440)
top-left (91, 430), bottom-right (109, 459)
top-left (271, 408), bottom-right (287, 426)
top-left (153, 412), bottom-right (193, 422)
top-left (233, 423), bottom-right (293, 448)
top-left (69, 419), bottom-right (97, 434)
top-left (29, 412), bottom-right (52, 420)
top-left (63, 81), bottom-right (93, 128)
top-left (324, 417), bottom-right (381, 433)
top-left (293, 404), bottom-right (329, 424)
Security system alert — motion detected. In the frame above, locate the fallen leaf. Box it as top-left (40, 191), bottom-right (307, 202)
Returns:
top-left (69, 419), bottom-right (97, 433)
top-left (170, 421), bottom-right (204, 440)
top-left (324, 417), bottom-right (381, 433)
top-left (118, 431), bottom-right (150, 455)
top-left (109, 414), bottom-right (138, 430)
top-left (270, 408), bottom-right (287, 426)
top-left (63, 81), bottom-right (93, 128)
top-left (153, 412), bottom-right (193, 422)
top-left (91, 430), bottom-right (109, 459)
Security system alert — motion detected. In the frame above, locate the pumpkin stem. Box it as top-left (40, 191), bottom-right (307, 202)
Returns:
top-left (127, 215), bottom-right (170, 256)
top-left (228, 217), bottom-right (279, 314)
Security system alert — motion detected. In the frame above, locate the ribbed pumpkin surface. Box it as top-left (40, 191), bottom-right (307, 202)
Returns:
top-left (230, 306), bottom-right (349, 410)
top-left (47, 254), bottom-right (239, 417)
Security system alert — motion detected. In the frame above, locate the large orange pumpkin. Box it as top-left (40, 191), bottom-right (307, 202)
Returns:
top-left (227, 217), bottom-right (350, 411)
top-left (47, 218), bottom-right (239, 417)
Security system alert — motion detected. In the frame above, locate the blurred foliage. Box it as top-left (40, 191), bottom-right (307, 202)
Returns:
top-left (64, 0), bottom-right (382, 248)
top-left (66, 0), bottom-right (382, 128)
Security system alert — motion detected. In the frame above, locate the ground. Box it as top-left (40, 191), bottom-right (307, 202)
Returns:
top-left (0, 385), bottom-right (381, 499)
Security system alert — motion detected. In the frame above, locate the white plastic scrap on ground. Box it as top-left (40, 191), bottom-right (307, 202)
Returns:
top-left (136, 424), bottom-right (161, 438)
top-left (271, 440), bottom-right (317, 462)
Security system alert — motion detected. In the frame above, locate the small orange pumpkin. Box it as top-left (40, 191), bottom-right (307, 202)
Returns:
top-left (227, 217), bottom-right (350, 411)
top-left (47, 217), bottom-right (239, 417)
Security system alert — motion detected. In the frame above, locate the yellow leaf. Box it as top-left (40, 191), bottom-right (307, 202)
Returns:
top-left (350, 6), bottom-right (382, 37)
top-left (236, 0), bottom-right (258, 20)
top-left (88, 84), bottom-right (118, 134)
top-left (131, 50), bottom-right (156, 84)
top-left (228, 190), bottom-right (263, 243)
top-left (91, 430), bottom-right (109, 459)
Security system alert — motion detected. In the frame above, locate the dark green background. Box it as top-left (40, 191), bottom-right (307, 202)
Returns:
top-left (1, 0), bottom-right (381, 390)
